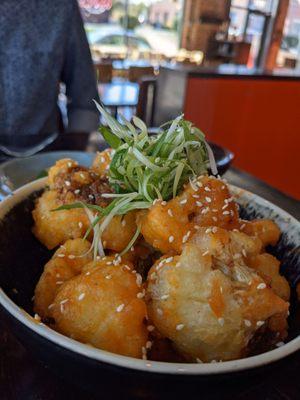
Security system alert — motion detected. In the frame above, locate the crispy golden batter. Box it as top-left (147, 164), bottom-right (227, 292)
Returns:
top-left (33, 158), bottom-right (138, 252)
top-left (240, 219), bottom-right (281, 247)
top-left (247, 253), bottom-right (290, 301)
top-left (32, 190), bottom-right (90, 249)
top-left (91, 149), bottom-right (113, 176)
top-left (146, 228), bottom-right (289, 362)
top-left (34, 239), bottom-right (93, 319)
top-left (139, 176), bottom-right (239, 254)
top-left (50, 257), bottom-right (148, 358)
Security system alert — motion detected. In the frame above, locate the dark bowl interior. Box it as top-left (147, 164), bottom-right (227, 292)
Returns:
top-left (0, 188), bottom-right (300, 396)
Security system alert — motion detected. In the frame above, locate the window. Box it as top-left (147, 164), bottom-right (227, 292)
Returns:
top-left (276, 1), bottom-right (300, 68)
top-left (229, 0), bottom-right (276, 67)
top-left (79, 0), bottom-right (183, 61)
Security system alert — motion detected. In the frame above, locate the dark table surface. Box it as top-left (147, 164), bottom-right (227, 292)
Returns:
top-left (0, 139), bottom-right (299, 400)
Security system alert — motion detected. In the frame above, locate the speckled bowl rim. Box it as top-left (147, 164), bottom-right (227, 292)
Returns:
top-left (0, 177), bottom-right (299, 376)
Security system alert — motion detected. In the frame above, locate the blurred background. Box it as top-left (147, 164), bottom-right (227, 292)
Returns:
top-left (74, 0), bottom-right (300, 199)
top-left (1, 0), bottom-right (299, 200)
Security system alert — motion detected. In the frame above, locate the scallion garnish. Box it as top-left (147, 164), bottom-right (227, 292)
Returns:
top-left (53, 102), bottom-right (218, 257)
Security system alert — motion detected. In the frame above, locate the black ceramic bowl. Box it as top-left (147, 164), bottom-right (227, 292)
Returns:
top-left (0, 179), bottom-right (299, 392)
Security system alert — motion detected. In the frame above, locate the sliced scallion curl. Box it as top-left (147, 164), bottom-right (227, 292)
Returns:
top-left (53, 104), bottom-right (218, 259)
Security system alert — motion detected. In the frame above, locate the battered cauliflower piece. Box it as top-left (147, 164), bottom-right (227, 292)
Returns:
top-left (33, 158), bottom-right (138, 252)
top-left (32, 190), bottom-right (90, 249)
top-left (50, 257), bottom-right (148, 358)
top-left (139, 175), bottom-right (239, 254)
top-left (91, 149), bottom-right (113, 176)
top-left (34, 239), bottom-right (93, 319)
top-left (240, 219), bottom-right (281, 247)
top-left (247, 253), bottom-right (290, 301)
top-left (146, 228), bottom-right (289, 362)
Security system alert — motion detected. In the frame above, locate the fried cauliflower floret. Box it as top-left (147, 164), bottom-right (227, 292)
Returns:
top-left (102, 212), bottom-right (138, 253)
top-left (34, 239), bottom-right (92, 319)
top-left (139, 175), bottom-right (239, 254)
top-left (247, 253), bottom-right (290, 301)
top-left (240, 219), bottom-right (281, 247)
top-left (146, 229), bottom-right (289, 362)
top-left (91, 149), bottom-right (113, 176)
top-left (33, 158), bottom-right (138, 252)
top-left (50, 257), bottom-right (148, 358)
top-left (32, 190), bottom-right (90, 249)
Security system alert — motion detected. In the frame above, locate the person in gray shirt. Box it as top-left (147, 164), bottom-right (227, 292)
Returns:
top-left (0, 0), bottom-right (99, 145)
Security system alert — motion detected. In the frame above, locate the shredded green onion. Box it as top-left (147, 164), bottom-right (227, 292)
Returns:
top-left (54, 103), bottom-right (217, 258)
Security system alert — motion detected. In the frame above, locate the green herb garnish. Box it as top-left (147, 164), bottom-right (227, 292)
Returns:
top-left (54, 102), bottom-right (218, 257)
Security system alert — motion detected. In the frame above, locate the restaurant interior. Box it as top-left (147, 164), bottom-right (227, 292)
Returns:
top-left (78, 0), bottom-right (299, 199)
top-left (0, 1), bottom-right (300, 399)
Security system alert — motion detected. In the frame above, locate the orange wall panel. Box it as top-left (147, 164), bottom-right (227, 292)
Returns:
top-left (184, 77), bottom-right (300, 199)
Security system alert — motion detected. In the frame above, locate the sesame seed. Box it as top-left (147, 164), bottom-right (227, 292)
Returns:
top-left (161, 201), bottom-right (167, 206)
top-left (105, 274), bottom-right (112, 280)
top-left (121, 219), bottom-right (126, 227)
top-left (233, 253), bottom-right (241, 259)
top-left (194, 225), bottom-right (200, 230)
top-left (218, 318), bottom-right (224, 326)
top-left (212, 216), bottom-right (217, 222)
top-left (85, 271), bottom-right (91, 276)
top-left (130, 246), bottom-right (135, 252)
top-left (152, 199), bottom-right (158, 206)
top-left (211, 227), bottom-right (218, 233)
top-left (68, 254), bottom-right (75, 259)
top-left (167, 209), bottom-right (173, 217)
top-left (256, 320), bottom-right (265, 327)
top-left (147, 325), bottom-right (155, 332)
top-left (196, 181), bottom-right (203, 188)
top-left (244, 319), bottom-right (251, 327)
top-left (222, 204), bottom-right (228, 210)
top-left (65, 180), bottom-right (71, 187)
top-left (201, 207), bottom-right (209, 214)
top-left (202, 250), bottom-right (209, 256)
top-left (78, 293), bottom-right (85, 301)
top-left (67, 162), bottom-right (73, 168)
top-left (78, 222), bottom-right (83, 229)
top-left (88, 194), bottom-right (94, 200)
top-left (48, 303), bottom-right (54, 310)
top-left (242, 249), bottom-right (247, 257)
top-left (116, 304), bottom-right (125, 312)
top-left (223, 211), bottom-right (230, 215)
top-left (168, 235), bottom-right (174, 243)
top-left (204, 187), bottom-right (211, 192)
top-left (137, 291), bottom-right (145, 299)
top-left (192, 194), bottom-right (200, 198)
top-left (180, 199), bottom-right (187, 205)
top-left (56, 281), bottom-right (63, 285)
top-left (74, 189), bottom-right (80, 195)
top-left (175, 262), bottom-right (181, 267)
top-left (196, 201), bottom-right (203, 207)
top-left (240, 223), bottom-right (246, 230)
top-left (182, 231), bottom-right (191, 243)
top-left (257, 283), bottom-right (266, 290)
top-left (157, 308), bottom-right (163, 316)
top-left (205, 228), bottom-right (212, 234)
top-left (100, 156), bottom-right (106, 163)
top-left (161, 294), bottom-right (169, 300)
top-left (80, 173), bottom-right (85, 179)
top-left (136, 273), bottom-right (143, 286)
top-left (34, 314), bottom-right (41, 321)
top-left (165, 257), bottom-right (174, 263)
top-left (57, 254), bottom-right (65, 258)
top-left (60, 299), bottom-right (68, 305)
top-left (176, 324), bottom-right (185, 331)
top-left (205, 197), bottom-right (212, 203)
